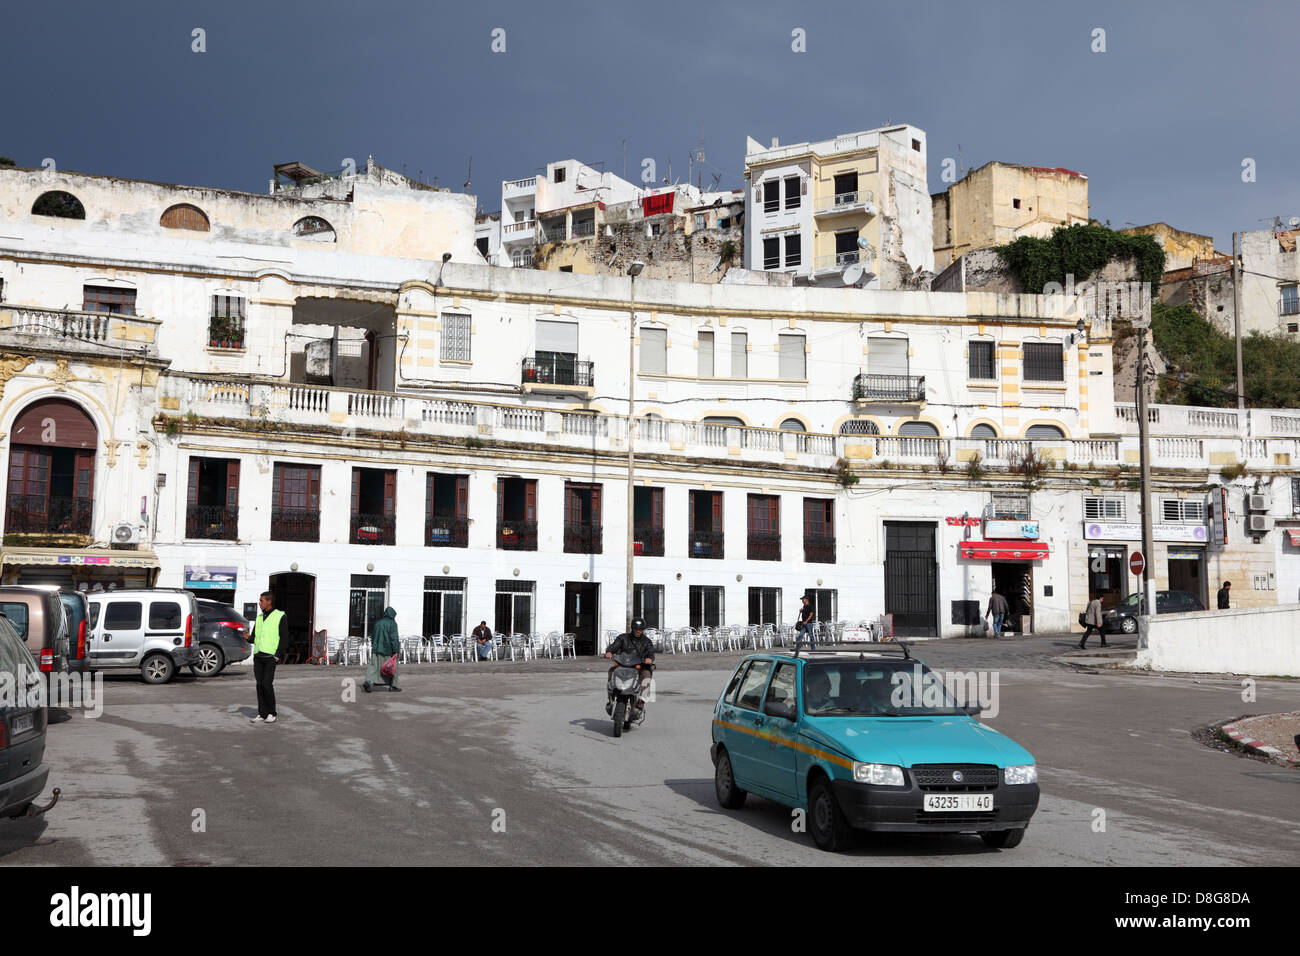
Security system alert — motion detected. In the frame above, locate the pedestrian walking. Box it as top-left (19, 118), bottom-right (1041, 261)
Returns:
top-left (250, 591), bottom-right (286, 723)
top-left (363, 606), bottom-right (402, 693)
top-left (985, 589), bottom-right (1010, 638)
top-left (1078, 593), bottom-right (1106, 649)
top-left (1216, 581), bottom-right (1231, 609)
top-left (793, 593), bottom-right (817, 651)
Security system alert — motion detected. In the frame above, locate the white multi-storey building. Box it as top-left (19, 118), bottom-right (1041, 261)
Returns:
top-left (498, 160), bottom-right (642, 267)
top-left (2, 162), bottom-right (1298, 659)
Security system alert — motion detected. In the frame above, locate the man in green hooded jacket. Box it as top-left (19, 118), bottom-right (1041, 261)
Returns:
top-left (363, 606), bottom-right (402, 693)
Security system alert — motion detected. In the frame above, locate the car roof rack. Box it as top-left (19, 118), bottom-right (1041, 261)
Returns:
top-left (789, 640), bottom-right (913, 661)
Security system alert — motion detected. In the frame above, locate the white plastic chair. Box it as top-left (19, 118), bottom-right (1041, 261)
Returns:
top-left (508, 633), bottom-right (532, 661)
top-left (560, 633), bottom-right (577, 659)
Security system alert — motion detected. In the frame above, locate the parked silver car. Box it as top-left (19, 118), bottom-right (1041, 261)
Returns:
top-left (85, 589), bottom-right (201, 684)
top-left (0, 614), bottom-right (49, 819)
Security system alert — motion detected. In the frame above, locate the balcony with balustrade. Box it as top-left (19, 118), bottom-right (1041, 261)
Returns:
top-left (498, 519), bottom-right (538, 551)
top-left (521, 356), bottom-right (595, 397)
top-left (804, 534), bottom-right (836, 564)
top-left (747, 531), bottom-right (781, 561)
top-left (425, 515), bottom-right (468, 548)
top-left (563, 522), bottom-right (603, 554)
top-left (690, 530), bottom-right (724, 560)
top-left (0, 304), bottom-right (161, 358)
top-left (4, 495), bottom-right (93, 537)
top-left (813, 189), bottom-right (877, 218)
top-left (270, 508), bottom-right (320, 542)
top-left (633, 525), bottom-right (664, 557)
top-left (852, 373), bottom-right (926, 404)
top-left (185, 503), bottom-right (239, 541)
top-left (502, 218), bottom-right (536, 243)
top-left (350, 513), bottom-right (396, 546)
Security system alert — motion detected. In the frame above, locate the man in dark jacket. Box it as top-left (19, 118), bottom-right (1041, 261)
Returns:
top-left (794, 593), bottom-right (817, 651)
top-left (364, 606), bottom-right (402, 693)
top-left (1217, 581), bottom-right (1231, 609)
top-left (250, 591), bottom-right (286, 723)
top-left (604, 618), bottom-right (655, 713)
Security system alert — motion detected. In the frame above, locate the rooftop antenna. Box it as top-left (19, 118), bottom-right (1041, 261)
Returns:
top-left (465, 156), bottom-right (472, 192)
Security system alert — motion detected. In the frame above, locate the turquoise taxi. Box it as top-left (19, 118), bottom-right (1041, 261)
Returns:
top-left (710, 646), bottom-right (1039, 852)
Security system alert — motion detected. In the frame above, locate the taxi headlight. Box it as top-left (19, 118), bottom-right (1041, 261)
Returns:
top-left (1004, 764), bottom-right (1038, 785)
top-left (853, 762), bottom-right (904, 786)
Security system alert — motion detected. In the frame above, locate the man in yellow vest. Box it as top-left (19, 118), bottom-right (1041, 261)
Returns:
top-left (250, 591), bottom-right (286, 723)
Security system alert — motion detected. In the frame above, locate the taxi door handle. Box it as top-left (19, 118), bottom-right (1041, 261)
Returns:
top-left (722, 709), bottom-right (735, 720)
top-left (103, 634), bottom-right (112, 642)
top-left (753, 716), bottom-right (766, 727)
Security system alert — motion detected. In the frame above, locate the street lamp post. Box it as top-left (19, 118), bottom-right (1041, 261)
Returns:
top-left (625, 261), bottom-right (645, 631)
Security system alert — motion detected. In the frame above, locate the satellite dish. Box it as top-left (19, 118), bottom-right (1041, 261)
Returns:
top-left (1290, 217), bottom-right (1300, 228)
top-left (842, 263), bottom-right (865, 286)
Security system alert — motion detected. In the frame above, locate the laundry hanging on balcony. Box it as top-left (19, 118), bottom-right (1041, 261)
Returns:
top-left (642, 192), bottom-right (674, 217)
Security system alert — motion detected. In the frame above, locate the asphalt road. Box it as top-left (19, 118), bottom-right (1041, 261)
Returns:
top-left (3, 635), bottom-right (1298, 866)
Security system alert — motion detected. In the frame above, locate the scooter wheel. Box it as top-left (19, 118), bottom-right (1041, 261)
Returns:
top-left (612, 699), bottom-right (626, 737)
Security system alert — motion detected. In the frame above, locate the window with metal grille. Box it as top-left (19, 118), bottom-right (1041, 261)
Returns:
top-left (763, 180), bottom-right (780, 213)
top-left (634, 584), bottom-right (664, 630)
top-left (422, 576), bottom-right (466, 637)
top-left (1022, 343), bottom-right (1064, 382)
top-left (494, 579), bottom-right (535, 635)
top-left (763, 236), bottom-right (780, 269)
top-left (784, 176), bottom-right (801, 209)
top-left (991, 493), bottom-right (1030, 520)
top-left (1161, 499), bottom-right (1205, 522)
top-left (1293, 476), bottom-right (1300, 515)
top-left (968, 340), bottom-right (995, 379)
top-left (748, 587), bottom-right (782, 625)
top-left (689, 585), bottom-right (725, 628)
top-left (441, 313), bottom-right (471, 361)
top-left (806, 588), bottom-right (837, 622)
top-left (784, 233), bottom-right (801, 267)
top-left (778, 334), bottom-right (805, 379)
top-left (838, 419), bottom-right (880, 435)
top-left (694, 213), bottom-right (707, 231)
top-left (210, 295), bottom-right (246, 347)
top-left (1084, 497), bottom-right (1125, 520)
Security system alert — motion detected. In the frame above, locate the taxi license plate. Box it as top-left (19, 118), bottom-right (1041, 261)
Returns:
top-left (923, 794), bottom-right (993, 812)
top-left (12, 713), bottom-right (34, 735)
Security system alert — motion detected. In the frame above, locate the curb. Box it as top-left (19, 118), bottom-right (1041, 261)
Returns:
top-left (1220, 718), bottom-right (1300, 767)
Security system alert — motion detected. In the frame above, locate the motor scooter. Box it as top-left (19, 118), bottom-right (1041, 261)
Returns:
top-left (605, 652), bottom-right (649, 737)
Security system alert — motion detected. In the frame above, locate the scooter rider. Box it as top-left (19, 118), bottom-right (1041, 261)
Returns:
top-left (604, 617), bottom-right (656, 712)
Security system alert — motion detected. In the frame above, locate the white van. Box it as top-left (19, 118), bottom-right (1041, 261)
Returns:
top-left (85, 589), bottom-right (201, 684)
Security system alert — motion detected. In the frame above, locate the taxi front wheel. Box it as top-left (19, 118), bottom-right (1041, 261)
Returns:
top-left (714, 749), bottom-right (747, 809)
top-left (809, 778), bottom-right (853, 852)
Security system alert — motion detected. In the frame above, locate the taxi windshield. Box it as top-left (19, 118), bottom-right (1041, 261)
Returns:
top-left (802, 660), bottom-right (967, 717)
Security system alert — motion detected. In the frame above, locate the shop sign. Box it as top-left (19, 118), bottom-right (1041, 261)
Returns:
top-left (984, 519), bottom-right (1039, 540)
top-left (958, 541), bottom-right (1050, 560)
top-left (185, 565), bottom-right (238, 589)
top-left (1083, 523), bottom-right (1208, 542)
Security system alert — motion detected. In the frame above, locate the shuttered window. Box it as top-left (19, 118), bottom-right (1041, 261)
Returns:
top-left (83, 285), bottom-right (136, 315)
top-left (698, 331), bottom-right (714, 377)
top-left (778, 334), bottom-right (805, 379)
top-left (868, 337), bottom-right (909, 376)
top-left (640, 327), bottom-right (667, 374)
top-left (731, 332), bottom-right (747, 377)
top-left (1084, 497), bottom-right (1125, 520)
top-left (1161, 499), bottom-right (1205, 522)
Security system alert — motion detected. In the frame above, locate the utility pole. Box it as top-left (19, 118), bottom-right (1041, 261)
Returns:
top-left (1135, 310), bottom-right (1156, 621)
top-left (1232, 231), bottom-right (1245, 411)
top-left (624, 262), bottom-right (645, 630)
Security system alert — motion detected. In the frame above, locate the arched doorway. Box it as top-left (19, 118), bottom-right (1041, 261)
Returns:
top-left (6, 398), bottom-right (97, 535)
top-left (268, 572), bottom-right (316, 664)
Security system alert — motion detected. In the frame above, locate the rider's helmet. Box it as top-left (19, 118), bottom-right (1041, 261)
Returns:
top-left (629, 617), bottom-right (646, 633)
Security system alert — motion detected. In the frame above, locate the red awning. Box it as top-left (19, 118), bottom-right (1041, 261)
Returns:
top-left (959, 541), bottom-right (1050, 560)
top-left (1286, 529), bottom-right (1300, 547)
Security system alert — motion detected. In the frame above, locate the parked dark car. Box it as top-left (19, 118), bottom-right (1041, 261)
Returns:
top-left (1102, 590), bottom-right (1206, 634)
top-left (0, 614), bottom-right (49, 820)
top-left (192, 599), bottom-right (252, 677)
top-left (57, 590), bottom-right (91, 675)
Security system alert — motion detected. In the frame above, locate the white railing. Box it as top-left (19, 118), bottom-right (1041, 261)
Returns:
top-left (421, 401), bottom-right (476, 427)
top-left (1188, 409), bottom-right (1238, 430)
top-left (269, 384), bottom-right (329, 413)
top-left (1155, 438), bottom-right (1204, 459)
top-left (1068, 439), bottom-right (1121, 464)
top-left (1116, 403), bottom-right (1160, 424)
top-left (1271, 414), bottom-right (1300, 434)
top-left (5, 306), bottom-right (158, 350)
top-left (504, 177), bottom-right (536, 192)
top-left (691, 424), bottom-right (728, 447)
top-left (189, 379), bottom-right (250, 407)
top-left (638, 418), bottom-right (670, 444)
top-left (348, 392), bottom-right (399, 418)
top-left (813, 250), bottom-right (861, 273)
top-left (813, 189), bottom-right (876, 215)
top-left (797, 434), bottom-right (835, 456)
top-left (561, 412), bottom-right (608, 437)
top-left (981, 439), bottom-right (1031, 462)
top-left (503, 219), bottom-right (536, 236)
top-left (875, 437), bottom-right (949, 460)
top-left (497, 407), bottom-right (544, 432)
top-left (1245, 439), bottom-right (1269, 460)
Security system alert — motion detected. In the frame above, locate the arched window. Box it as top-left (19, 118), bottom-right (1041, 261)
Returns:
top-left (160, 204), bottom-right (210, 231)
top-left (293, 216), bottom-right (335, 241)
top-left (970, 423), bottom-right (997, 439)
top-left (778, 418), bottom-right (806, 432)
top-left (897, 421), bottom-right (939, 437)
top-left (7, 399), bottom-right (97, 535)
top-left (1026, 424), bottom-right (1065, 440)
top-left (838, 419), bottom-right (880, 435)
top-left (32, 191), bottom-right (86, 220)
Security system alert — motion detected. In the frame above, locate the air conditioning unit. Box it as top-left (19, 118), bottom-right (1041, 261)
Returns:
top-left (111, 522), bottom-right (140, 545)
top-left (1247, 514), bottom-right (1273, 533)
top-left (1247, 493), bottom-right (1271, 512)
